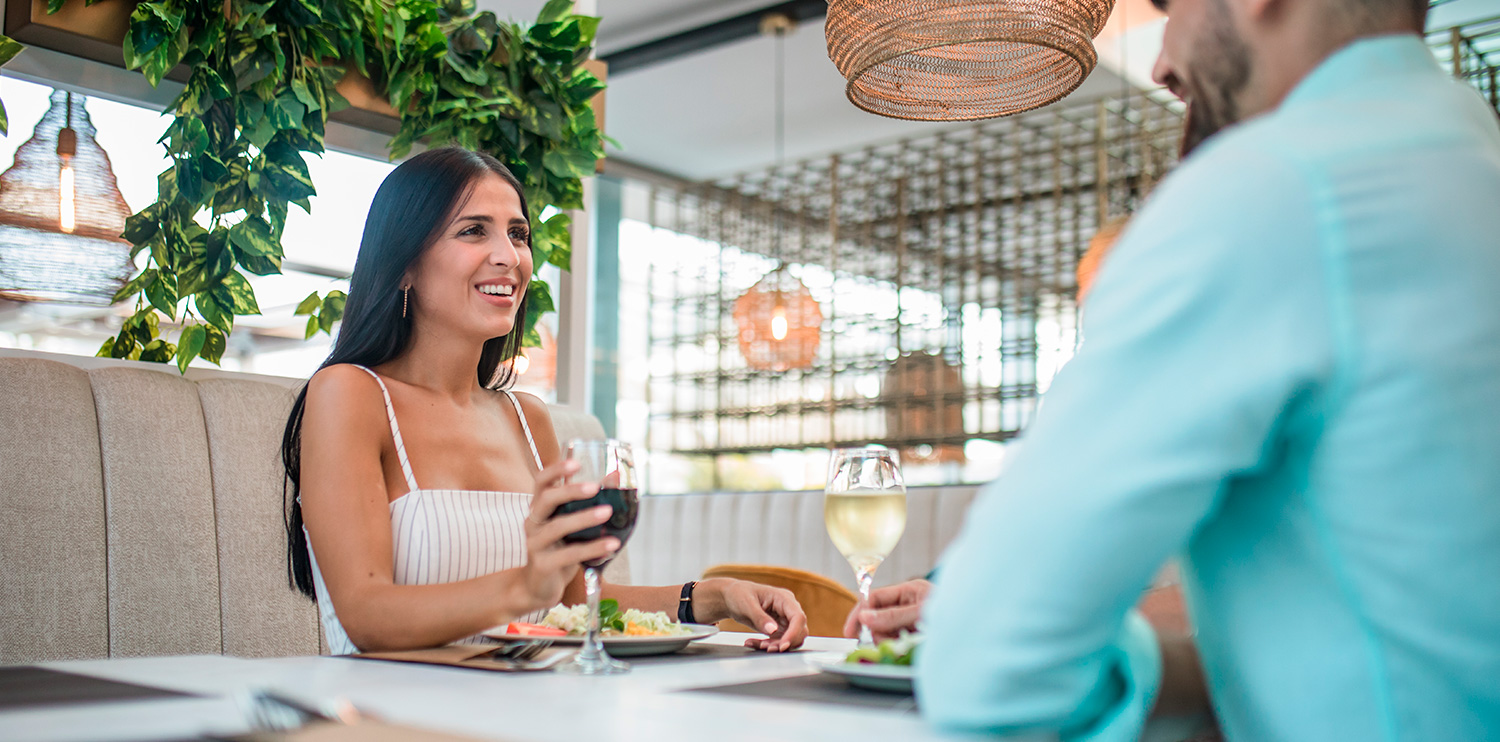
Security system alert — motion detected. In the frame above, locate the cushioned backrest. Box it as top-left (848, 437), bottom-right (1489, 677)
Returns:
top-left (197, 378), bottom-right (320, 657)
top-left (546, 406), bottom-right (630, 585)
top-left (89, 367), bottom-right (222, 657)
top-left (632, 485), bottom-right (981, 591)
top-left (0, 358), bottom-right (109, 662)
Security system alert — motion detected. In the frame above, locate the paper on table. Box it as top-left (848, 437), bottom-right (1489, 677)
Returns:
top-left (350, 644), bottom-right (565, 672)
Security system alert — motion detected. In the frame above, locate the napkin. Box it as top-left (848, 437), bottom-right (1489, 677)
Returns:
top-left (351, 644), bottom-right (563, 672)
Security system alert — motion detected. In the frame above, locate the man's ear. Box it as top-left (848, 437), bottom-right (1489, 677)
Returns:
top-left (1240, 0), bottom-right (1284, 26)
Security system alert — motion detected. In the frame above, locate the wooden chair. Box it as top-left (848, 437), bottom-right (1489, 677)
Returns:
top-left (701, 564), bottom-right (858, 638)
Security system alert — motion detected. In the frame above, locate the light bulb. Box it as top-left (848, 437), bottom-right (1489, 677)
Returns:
top-left (59, 160), bottom-right (76, 234)
top-left (770, 306), bottom-right (789, 341)
top-left (514, 353), bottom-right (530, 375)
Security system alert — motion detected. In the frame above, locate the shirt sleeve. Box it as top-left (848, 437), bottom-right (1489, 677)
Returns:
top-left (915, 139), bottom-right (1334, 740)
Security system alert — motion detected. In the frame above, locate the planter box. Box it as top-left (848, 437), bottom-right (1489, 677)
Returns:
top-left (2, 0), bottom-right (608, 148)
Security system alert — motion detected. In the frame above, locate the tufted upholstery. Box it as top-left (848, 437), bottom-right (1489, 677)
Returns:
top-left (0, 349), bottom-right (616, 662)
top-left (632, 484), bottom-right (981, 592)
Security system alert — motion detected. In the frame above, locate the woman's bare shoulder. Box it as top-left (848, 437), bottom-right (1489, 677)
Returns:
top-left (503, 389), bottom-right (560, 463)
top-left (305, 364), bottom-right (387, 429)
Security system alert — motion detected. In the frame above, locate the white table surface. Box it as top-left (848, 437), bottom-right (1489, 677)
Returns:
top-left (4, 634), bottom-right (997, 742)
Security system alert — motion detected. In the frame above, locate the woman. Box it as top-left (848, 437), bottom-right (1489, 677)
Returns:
top-left (282, 147), bottom-right (808, 654)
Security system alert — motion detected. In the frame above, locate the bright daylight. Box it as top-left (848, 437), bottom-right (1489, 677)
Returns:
top-left (2, 0), bottom-right (1498, 740)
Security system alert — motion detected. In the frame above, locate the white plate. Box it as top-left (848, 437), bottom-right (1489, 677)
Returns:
top-left (479, 624), bottom-right (719, 657)
top-left (805, 652), bottom-right (914, 694)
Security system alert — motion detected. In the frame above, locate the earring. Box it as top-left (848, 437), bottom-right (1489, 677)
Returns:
top-left (402, 286), bottom-right (409, 318)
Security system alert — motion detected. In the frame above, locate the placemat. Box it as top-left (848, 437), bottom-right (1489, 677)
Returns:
top-left (0, 666), bottom-right (195, 711)
top-left (682, 672), bottom-right (918, 712)
top-left (627, 643), bottom-right (807, 665)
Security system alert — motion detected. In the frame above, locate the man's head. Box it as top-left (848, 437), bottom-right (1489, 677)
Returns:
top-left (1150, 0), bottom-right (1429, 156)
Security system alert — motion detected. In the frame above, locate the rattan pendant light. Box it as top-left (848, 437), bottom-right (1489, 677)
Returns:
top-left (826, 0), bottom-right (1116, 121)
top-left (0, 90), bottom-right (134, 305)
top-left (733, 15), bottom-right (824, 372)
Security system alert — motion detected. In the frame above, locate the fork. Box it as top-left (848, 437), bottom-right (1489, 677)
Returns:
top-left (485, 639), bottom-right (553, 662)
top-left (239, 688), bottom-right (369, 732)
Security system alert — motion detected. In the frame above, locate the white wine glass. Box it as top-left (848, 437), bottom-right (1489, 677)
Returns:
top-left (554, 439), bottom-right (640, 675)
top-left (824, 447), bottom-right (906, 646)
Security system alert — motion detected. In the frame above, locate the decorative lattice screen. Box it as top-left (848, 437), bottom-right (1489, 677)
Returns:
top-left (643, 91), bottom-right (1183, 467)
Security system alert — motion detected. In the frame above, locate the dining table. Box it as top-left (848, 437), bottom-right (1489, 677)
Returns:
top-left (3, 633), bottom-right (946, 742)
top-left (3, 633), bottom-right (1204, 742)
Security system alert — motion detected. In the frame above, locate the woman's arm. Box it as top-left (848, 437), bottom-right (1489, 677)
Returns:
top-left (516, 393), bottom-right (807, 651)
top-left (301, 367), bottom-right (618, 651)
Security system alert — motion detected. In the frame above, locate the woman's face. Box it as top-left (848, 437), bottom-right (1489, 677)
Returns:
top-left (404, 173), bottom-right (533, 342)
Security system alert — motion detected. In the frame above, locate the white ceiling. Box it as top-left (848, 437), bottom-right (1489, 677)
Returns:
top-left (605, 19), bottom-right (1130, 180)
top-left (475, 1), bottom-right (1138, 181)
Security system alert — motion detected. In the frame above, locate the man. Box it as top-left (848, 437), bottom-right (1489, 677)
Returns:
top-left (850, 0), bottom-right (1500, 737)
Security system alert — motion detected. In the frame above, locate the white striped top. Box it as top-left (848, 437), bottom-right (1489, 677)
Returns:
top-left (307, 364), bottom-right (546, 655)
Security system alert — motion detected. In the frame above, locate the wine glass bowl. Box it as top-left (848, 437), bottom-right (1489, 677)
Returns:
top-left (824, 447), bottom-right (907, 646)
top-left (553, 485), bottom-right (640, 568)
top-left (555, 439), bottom-right (639, 675)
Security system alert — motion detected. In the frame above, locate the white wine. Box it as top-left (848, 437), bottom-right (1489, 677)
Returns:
top-left (824, 490), bottom-right (907, 572)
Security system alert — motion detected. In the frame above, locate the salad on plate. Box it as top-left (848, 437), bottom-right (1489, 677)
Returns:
top-left (533, 599), bottom-right (695, 638)
top-left (845, 631), bottom-right (922, 666)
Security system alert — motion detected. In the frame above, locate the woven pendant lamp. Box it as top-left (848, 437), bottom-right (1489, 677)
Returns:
top-left (826, 0), bottom-right (1116, 121)
top-left (0, 90), bottom-right (134, 305)
top-left (733, 266), bottom-right (823, 372)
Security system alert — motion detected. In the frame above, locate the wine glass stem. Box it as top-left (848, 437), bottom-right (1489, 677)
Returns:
top-left (580, 566), bottom-right (604, 661)
top-left (856, 566), bottom-right (876, 646)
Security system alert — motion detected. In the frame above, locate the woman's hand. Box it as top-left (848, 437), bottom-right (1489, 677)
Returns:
top-left (695, 578), bottom-right (808, 652)
top-left (519, 459), bottom-right (620, 612)
top-left (843, 579), bottom-right (930, 642)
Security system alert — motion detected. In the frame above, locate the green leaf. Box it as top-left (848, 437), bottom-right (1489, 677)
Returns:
top-left (200, 324), bottom-right (226, 365)
top-left (140, 338), bottom-right (176, 364)
top-left (321, 289), bottom-right (346, 323)
top-left (523, 278), bottom-right (555, 315)
top-left (536, 0), bottom-right (572, 25)
top-left (121, 203), bottom-right (161, 244)
top-left (220, 271), bottom-right (261, 314)
top-left (542, 147), bottom-right (595, 180)
top-left (228, 216), bottom-right (277, 257)
top-left (304, 314), bottom-right (319, 339)
top-left (177, 324), bottom-right (206, 373)
top-left (145, 271), bottom-right (178, 319)
top-left (96, 337), bottom-right (116, 358)
top-left (113, 268), bottom-right (157, 304)
top-left (197, 291), bottom-right (234, 335)
top-left (293, 291), bottom-right (322, 315)
top-left (0, 35), bottom-right (23, 71)
top-left (291, 77), bottom-right (320, 112)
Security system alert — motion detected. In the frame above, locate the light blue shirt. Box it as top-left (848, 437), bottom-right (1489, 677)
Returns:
top-left (918, 35), bottom-right (1500, 741)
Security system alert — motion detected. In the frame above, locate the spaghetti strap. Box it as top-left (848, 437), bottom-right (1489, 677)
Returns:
top-left (502, 390), bottom-right (544, 470)
top-left (351, 365), bottom-right (420, 493)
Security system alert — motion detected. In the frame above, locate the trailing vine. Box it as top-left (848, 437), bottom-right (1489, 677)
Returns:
top-left (35, 0), bottom-right (603, 370)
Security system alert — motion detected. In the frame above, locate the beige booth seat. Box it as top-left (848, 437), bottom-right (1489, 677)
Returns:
top-left (1, 348), bottom-right (982, 663)
top-left (0, 349), bottom-right (616, 663)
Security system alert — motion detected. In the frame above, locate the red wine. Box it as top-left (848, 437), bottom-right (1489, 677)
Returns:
top-left (554, 487), bottom-right (639, 567)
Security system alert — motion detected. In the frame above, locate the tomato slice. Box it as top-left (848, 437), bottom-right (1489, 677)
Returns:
top-left (505, 622), bottom-right (567, 636)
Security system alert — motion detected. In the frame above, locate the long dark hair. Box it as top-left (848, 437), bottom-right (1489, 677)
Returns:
top-left (281, 147), bottom-right (532, 599)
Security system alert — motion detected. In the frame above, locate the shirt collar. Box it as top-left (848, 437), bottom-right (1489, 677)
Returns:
top-left (1280, 33), bottom-right (1441, 111)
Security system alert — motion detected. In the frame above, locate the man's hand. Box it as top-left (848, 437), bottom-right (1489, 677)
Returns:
top-left (843, 579), bottom-right (931, 642)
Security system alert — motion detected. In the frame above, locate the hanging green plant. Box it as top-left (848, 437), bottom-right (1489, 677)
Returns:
top-left (31, 0), bottom-right (604, 369)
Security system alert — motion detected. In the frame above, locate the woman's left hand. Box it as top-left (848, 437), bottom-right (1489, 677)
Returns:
top-left (696, 578), bottom-right (808, 652)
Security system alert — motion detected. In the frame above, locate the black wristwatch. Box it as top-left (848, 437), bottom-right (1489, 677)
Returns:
top-left (678, 580), bottom-right (698, 624)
